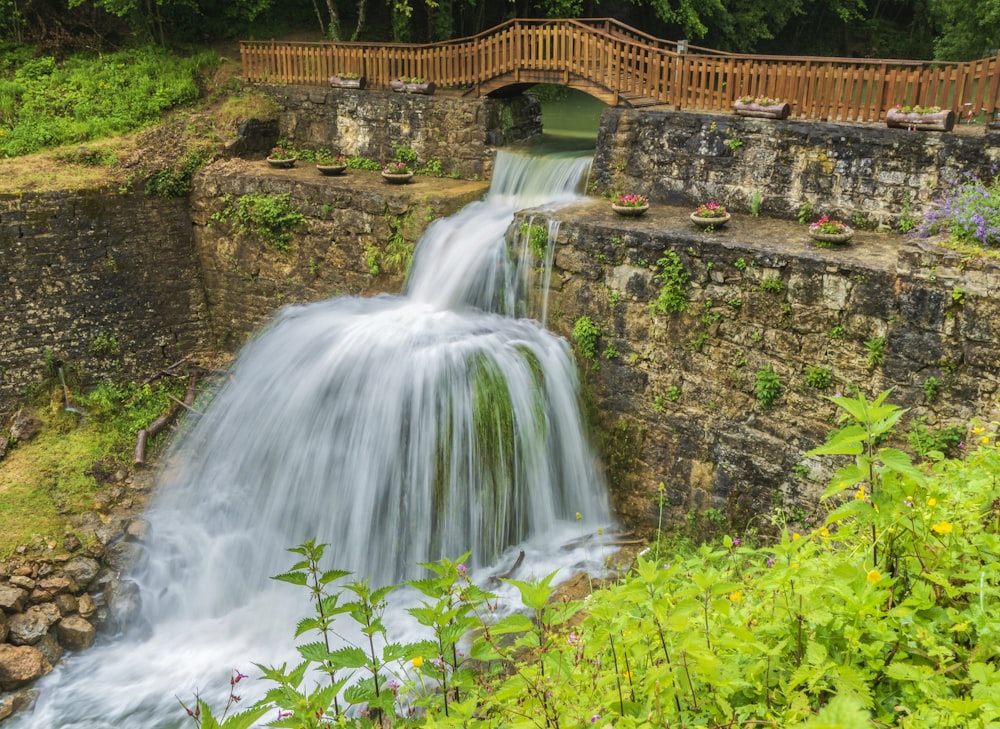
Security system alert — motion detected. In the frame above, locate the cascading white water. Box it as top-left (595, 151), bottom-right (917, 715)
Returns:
top-left (11, 149), bottom-right (611, 728)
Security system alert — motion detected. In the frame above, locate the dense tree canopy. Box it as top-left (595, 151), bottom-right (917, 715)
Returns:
top-left (0, 0), bottom-right (996, 60)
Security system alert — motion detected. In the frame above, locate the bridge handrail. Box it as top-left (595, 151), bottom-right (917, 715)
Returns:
top-left (240, 19), bottom-right (1000, 124)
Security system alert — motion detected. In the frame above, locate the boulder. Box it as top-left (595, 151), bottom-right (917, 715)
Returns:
top-left (34, 632), bottom-right (63, 667)
top-left (125, 518), bottom-right (150, 543)
top-left (9, 409), bottom-right (41, 443)
top-left (77, 593), bottom-right (96, 620)
top-left (0, 610), bottom-right (6, 643)
top-left (0, 645), bottom-right (52, 690)
top-left (61, 557), bottom-right (100, 590)
top-left (53, 593), bottom-right (79, 616)
top-left (7, 604), bottom-right (60, 646)
top-left (56, 616), bottom-right (96, 651)
top-left (29, 575), bottom-right (78, 604)
top-left (104, 541), bottom-right (148, 573)
top-left (0, 584), bottom-right (27, 613)
top-left (102, 578), bottom-right (145, 636)
top-left (8, 575), bottom-right (34, 591)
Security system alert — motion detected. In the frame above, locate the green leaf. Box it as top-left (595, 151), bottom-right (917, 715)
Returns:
top-left (503, 571), bottom-right (558, 610)
top-left (804, 424), bottom-right (866, 457)
top-left (490, 613), bottom-right (535, 634)
top-left (824, 498), bottom-right (874, 525)
top-left (297, 641), bottom-right (332, 663)
top-left (271, 571), bottom-right (308, 586)
top-left (878, 446), bottom-right (927, 486)
top-left (326, 646), bottom-right (368, 669)
top-left (320, 568), bottom-right (351, 584)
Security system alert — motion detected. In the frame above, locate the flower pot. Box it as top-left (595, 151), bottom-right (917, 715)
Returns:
top-left (329, 75), bottom-right (366, 90)
top-left (611, 203), bottom-right (649, 217)
top-left (809, 229), bottom-right (854, 246)
top-left (316, 164), bottom-right (347, 176)
top-left (885, 108), bottom-right (955, 132)
top-left (381, 171), bottom-right (413, 184)
top-left (266, 157), bottom-right (296, 169)
top-left (733, 101), bottom-right (791, 120)
top-left (691, 212), bottom-right (731, 228)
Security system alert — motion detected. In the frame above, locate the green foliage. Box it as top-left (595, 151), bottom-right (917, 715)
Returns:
top-left (759, 276), bottom-right (785, 293)
top-left (754, 364), bottom-right (782, 409)
top-left (666, 384), bottom-right (681, 401)
top-left (828, 325), bottom-right (845, 339)
top-left (393, 143), bottom-right (418, 165)
top-left (649, 250), bottom-right (690, 314)
top-left (210, 193), bottom-right (305, 252)
top-left (922, 375), bottom-right (942, 402)
top-left (907, 418), bottom-right (965, 459)
top-left (804, 363), bottom-right (832, 389)
top-left (952, 286), bottom-right (966, 305)
top-left (0, 47), bottom-right (216, 157)
top-left (797, 201), bottom-right (815, 224)
top-left (734, 257), bottom-right (747, 271)
top-left (364, 245), bottom-right (380, 276)
top-left (750, 190), bottom-right (762, 217)
top-left (865, 335), bottom-right (886, 367)
top-left (89, 331), bottom-right (121, 357)
top-left (145, 151), bottom-right (208, 197)
top-left (520, 222), bottom-right (549, 260)
top-left (571, 316), bottom-right (600, 361)
top-left (603, 343), bottom-right (620, 359)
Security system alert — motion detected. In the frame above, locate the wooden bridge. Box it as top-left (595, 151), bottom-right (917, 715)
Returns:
top-left (241, 18), bottom-right (1000, 124)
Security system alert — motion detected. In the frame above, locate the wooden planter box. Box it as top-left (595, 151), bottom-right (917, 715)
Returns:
top-left (733, 101), bottom-right (791, 119)
top-left (885, 108), bottom-right (955, 132)
top-left (329, 76), bottom-right (366, 90)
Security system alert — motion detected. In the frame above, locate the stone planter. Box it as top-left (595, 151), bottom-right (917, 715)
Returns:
top-left (381, 171), bottom-right (414, 184)
top-left (885, 108), bottom-right (955, 132)
top-left (690, 212), bottom-right (731, 228)
top-left (611, 203), bottom-right (649, 217)
top-left (266, 157), bottom-right (296, 169)
top-left (329, 75), bottom-right (366, 90)
top-left (316, 164), bottom-right (347, 176)
top-left (809, 229), bottom-right (854, 246)
top-left (733, 101), bottom-right (791, 120)
top-left (390, 79), bottom-right (436, 95)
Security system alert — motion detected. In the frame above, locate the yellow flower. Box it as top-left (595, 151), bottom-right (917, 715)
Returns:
top-left (932, 521), bottom-right (953, 535)
top-left (866, 569), bottom-right (881, 584)
top-left (854, 487), bottom-right (866, 500)
top-left (412, 655), bottom-right (424, 668)
top-left (818, 526), bottom-right (830, 537)
top-left (971, 426), bottom-right (985, 435)
top-left (729, 591), bottom-right (742, 602)
top-left (982, 436), bottom-right (991, 445)
top-left (927, 497), bottom-right (937, 507)
top-left (792, 532), bottom-right (801, 541)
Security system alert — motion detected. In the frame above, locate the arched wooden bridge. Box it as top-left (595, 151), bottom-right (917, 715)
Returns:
top-left (241, 18), bottom-right (1000, 124)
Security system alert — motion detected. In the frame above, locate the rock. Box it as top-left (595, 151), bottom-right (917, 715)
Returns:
top-left (0, 584), bottom-right (27, 613)
top-left (0, 435), bottom-right (8, 460)
top-left (9, 409), bottom-right (41, 443)
top-left (104, 541), bottom-right (148, 573)
top-left (0, 611), bottom-right (6, 643)
top-left (6, 604), bottom-right (60, 646)
top-left (34, 632), bottom-right (64, 667)
top-left (102, 578), bottom-right (145, 636)
top-left (61, 557), bottom-right (100, 590)
top-left (94, 517), bottom-right (126, 546)
top-left (0, 645), bottom-right (52, 690)
top-left (53, 593), bottom-right (79, 616)
top-left (125, 518), bottom-right (150, 543)
top-left (0, 694), bottom-right (11, 721)
top-left (8, 575), bottom-right (35, 591)
top-left (77, 593), bottom-right (96, 620)
top-left (56, 616), bottom-right (96, 651)
top-left (63, 533), bottom-right (82, 552)
top-left (29, 575), bottom-right (78, 604)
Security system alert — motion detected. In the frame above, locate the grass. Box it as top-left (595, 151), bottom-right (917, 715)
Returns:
top-left (0, 378), bottom-right (189, 557)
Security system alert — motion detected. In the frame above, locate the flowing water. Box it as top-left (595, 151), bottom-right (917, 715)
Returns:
top-left (12, 149), bottom-right (612, 728)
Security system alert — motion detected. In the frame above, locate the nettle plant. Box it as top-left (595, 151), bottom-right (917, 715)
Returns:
top-left (184, 391), bottom-right (1000, 729)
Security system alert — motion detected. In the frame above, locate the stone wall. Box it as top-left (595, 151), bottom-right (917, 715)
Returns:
top-left (189, 159), bottom-right (488, 347)
top-left (519, 200), bottom-right (1000, 536)
top-left (258, 85), bottom-right (543, 180)
top-left (0, 190), bottom-right (211, 416)
top-left (592, 108), bottom-right (1000, 228)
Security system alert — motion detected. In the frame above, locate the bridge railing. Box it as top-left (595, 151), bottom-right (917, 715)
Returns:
top-left (241, 18), bottom-right (1000, 123)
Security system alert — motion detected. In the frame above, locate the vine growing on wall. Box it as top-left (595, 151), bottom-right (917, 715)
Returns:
top-left (210, 193), bottom-right (306, 252)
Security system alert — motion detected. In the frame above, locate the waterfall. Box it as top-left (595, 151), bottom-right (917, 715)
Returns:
top-left (10, 149), bottom-right (610, 728)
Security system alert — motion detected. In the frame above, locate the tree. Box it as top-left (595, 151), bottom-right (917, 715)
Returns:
top-left (929, 0), bottom-right (1000, 59)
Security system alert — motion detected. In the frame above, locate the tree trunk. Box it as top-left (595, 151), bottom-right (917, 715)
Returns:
top-left (351, 0), bottom-right (367, 40)
top-left (324, 0), bottom-right (341, 39)
top-left (310, 0), bottom-right (327, 37)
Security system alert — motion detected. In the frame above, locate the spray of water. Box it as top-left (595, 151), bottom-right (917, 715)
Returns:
top-left (11, 149), bottom-right (611, 728)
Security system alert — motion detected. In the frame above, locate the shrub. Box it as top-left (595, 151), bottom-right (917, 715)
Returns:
top-left (649, 251), bottom-right (689, 314)
top-left (754, 364), bottom-right (782, 409)
top-left (571, 316), bottom-right (600, 360)
top-left (803, 363), bottom-right (832, 389)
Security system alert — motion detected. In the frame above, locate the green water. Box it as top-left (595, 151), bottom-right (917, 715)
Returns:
top-left (530, 86), bottom-right (607, 152)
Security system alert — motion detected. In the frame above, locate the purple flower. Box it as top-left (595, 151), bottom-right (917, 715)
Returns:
top-left (766, 557), bottom-right (776, 568)
top-left (456, 563), bottom-right (466, 574)
top-left (731, 537), bottom-right (741, 547)
top-left (591, 715), bottom-right (602, 723)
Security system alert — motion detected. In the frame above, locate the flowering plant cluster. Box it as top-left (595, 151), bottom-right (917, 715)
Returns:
top-left (315, 150), bottom-right (346, 166)
top-left (891, 103), bottom-right (943, 114)
top-left (916, 173), bottom-right (1000, 247)
top-left (694, 201), bottom-right (727, 218)
top-left (738, 94), bottom-right (782, 106)
top-left (613, 193), bottom-right (648, 208)
top-left (383, 161), bottom-right (412, 174)
top-left (809, 214), bottom-right (850, 234)
top-left (334, 71), bottom-right (361, 80)
top-left (268, 144), bottom-right (296, 161)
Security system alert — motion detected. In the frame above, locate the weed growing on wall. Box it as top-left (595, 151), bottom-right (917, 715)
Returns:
top-left (754, 364), bottom-right (782, 408)
top-left (572, 316), bottom-right (601, 361)
top-left (210, 193), bottom-right (306, 252)
top-left (187, 391), bottom-right (1000, 728)
top-left (519, 222), bottom-right (549, 260)
top-left (649, 251), bottom-right (689, 314)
